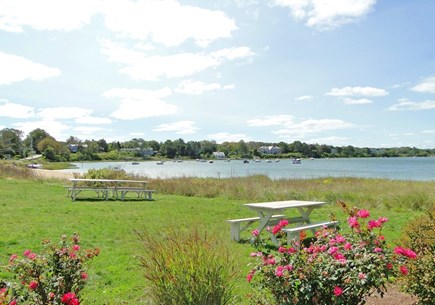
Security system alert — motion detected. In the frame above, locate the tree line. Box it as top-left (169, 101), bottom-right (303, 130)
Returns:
top-left (1, 127), bottom-right (434, 162)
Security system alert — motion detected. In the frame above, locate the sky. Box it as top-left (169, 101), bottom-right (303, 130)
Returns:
top-left (0, 0), bottom-right (434, 148)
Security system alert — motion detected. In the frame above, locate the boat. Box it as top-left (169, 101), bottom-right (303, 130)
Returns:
top-left (266, 160), bottom-right (272, 163)
top-left (243, 160), bottom-right (249, 163)
top-left (208, 160), bottom-right (214, 163)
top-left (27, 163), bottom-right (42, 169)
top-left (132, 162), bottom-right (140, 165)
top-left (156, 161), bottom-right (164, 165)
top-left (292, 158), bottom-right (301, 164)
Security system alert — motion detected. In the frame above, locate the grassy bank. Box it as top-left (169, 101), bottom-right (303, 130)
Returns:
top-left (0, 165), bottom-right (433, 304)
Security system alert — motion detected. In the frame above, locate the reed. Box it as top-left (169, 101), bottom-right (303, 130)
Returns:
top-left (150, 175), bottom-right (435, 211)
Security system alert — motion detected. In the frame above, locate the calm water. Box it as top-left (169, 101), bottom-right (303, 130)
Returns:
top-left (60, 157), bottom-right (435, 181)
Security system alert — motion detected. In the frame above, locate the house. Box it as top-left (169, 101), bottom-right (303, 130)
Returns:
top-left (212, 151), bottom-right (226, 159)
top-left (257, 145), bottom-right (282, 155)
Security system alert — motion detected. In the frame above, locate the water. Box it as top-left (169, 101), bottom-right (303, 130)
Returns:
top-left (60, 157), bottom-right (435, 181)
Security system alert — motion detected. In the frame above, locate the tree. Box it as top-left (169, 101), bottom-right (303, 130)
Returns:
top-left (0, 128), bottom-right (24, 158)
top-left (24, 128), bottom-right (51, 154)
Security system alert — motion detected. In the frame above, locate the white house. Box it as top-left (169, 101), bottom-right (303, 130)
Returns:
top-left (212, 151), bottom-right (226, 159)
top-left (257, 145), bottom-right (282, 155)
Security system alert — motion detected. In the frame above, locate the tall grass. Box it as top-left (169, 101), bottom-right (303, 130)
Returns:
top-left (137, 227), bottom-right (238, 305)
top-left (150, 175), bottom-right (435, 211)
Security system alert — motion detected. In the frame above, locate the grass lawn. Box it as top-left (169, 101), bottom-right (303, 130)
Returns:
top-left (0, 177), bottom-right (429, 304)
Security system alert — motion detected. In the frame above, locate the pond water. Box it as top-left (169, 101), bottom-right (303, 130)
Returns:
top-left (59, 157), bottom-right (435, 181)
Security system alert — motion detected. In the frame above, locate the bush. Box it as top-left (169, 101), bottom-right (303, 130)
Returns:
top-left (399, 209), bottom-right (435, 304)
top-left (1, 234), bottom-right (99, 305)
top-left (247, 201), bottom-right (417, 305)
top-left (137, 227), bottom-right (238, 305)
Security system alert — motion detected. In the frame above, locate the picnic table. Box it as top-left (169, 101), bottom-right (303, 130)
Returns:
top-left (67, 178), bottom-right (154, 201)
top-left (228, 200), bottom-right (337, 244)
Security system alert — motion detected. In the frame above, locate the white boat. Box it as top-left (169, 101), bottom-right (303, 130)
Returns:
top-left (292, 158), bottom-right (301, 164)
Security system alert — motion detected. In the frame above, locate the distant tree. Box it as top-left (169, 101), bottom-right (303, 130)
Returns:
top-left (24, 128), bottom-right (51, 154)
top-left (97, 139), bottom-right (109, 152)
top-left (0, 128), bottom-right (24, 158)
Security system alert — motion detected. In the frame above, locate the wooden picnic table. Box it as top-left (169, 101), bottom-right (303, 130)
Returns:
top-left (227, 200), bottom-right (336, 244)
top-left (67, 178), bottom-right (153, 201)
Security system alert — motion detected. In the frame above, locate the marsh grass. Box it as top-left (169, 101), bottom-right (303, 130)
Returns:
top-left (150, 175), bottom-right (434, 211)
top-left (0, 164), bottom-right (434, 304)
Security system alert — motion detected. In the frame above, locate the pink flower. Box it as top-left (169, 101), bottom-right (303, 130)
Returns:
top-left (251, 229), bottom-right (259, 237)
top-left (62, 292), bottom-right (79, 305)
top-left (29, 281), bottom-right (38, 290)
top-left (386, 262), bottom-right (393, 270)
top-left (275, 266), bottom-right (284, 277)
top-left (49, 292), bottom-right (55, 299)
top-left (23, 250), bottom-right (31, 257)
top-left (246, 271), bottom-right (255, 282)
top-left (373, 247), bottom-right (383, 253)
top-left (399, 265), bottom-right (409, 276)
top-left (344, 242), bottom-right (352, 251)
top-left (358, 272), bottom-right (367, 279)
top-left (347, 216), bottom-right (360, 229)
top-left (357, 209), bottom-right (370, 218)
top-left (72, 245), bottom-right (80, 251)
top-left (9, 254), bottom-right (18, 263)
top-left (394, 247), bottom-right (417, 259)
top-left (9, 300), bottom-right (17, 305)
top-left (333, 286), bottom-right (343, 296)
top-left (81, 272), bottom-right (88, 280)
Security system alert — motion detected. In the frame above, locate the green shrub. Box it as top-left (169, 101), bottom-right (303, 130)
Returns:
top-left (399, 209), bottom-right (435, 304)
top-left (137, 227), bottom-right (238, 305)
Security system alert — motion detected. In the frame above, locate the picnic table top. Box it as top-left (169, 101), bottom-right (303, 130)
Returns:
top-left (244, 200), bottom-right (326, 210)
top-left (69, 178), bottom-right (147, 183)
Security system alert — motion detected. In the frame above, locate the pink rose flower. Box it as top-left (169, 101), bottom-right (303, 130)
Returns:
top-left (29, 281), bottom-right (38, 290)
top-left (357, 209), bottom-right (370, 218)
top-left (334, 286), bottom-right (343, 296)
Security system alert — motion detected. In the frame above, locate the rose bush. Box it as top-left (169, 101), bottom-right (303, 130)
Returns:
top-left (247, 201), bottom-right (417, 305)
top-left (1, 234), bottom-right (99, 305)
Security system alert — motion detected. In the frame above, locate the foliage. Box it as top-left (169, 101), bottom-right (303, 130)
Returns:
top-left (247, 201), bottom-right (417, 305)
top-left (1, 234), bottom-right (99, 305)
top-left (399, 208), bottom-right (435, 304)
top-left (137, 227), bottom-right (238, 305)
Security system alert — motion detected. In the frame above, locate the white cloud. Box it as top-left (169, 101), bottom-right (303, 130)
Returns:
top-left (295, 95), bottom-right (313, 101)
top-left (38, 107), bottom-right (93, 120)
top-left (0, 52), bottom-right (60, 85)
top-left (175, 80), bottom-right (235, 95)
top-left (74, 126), bottom-right (106, 135)
top-left (342, 98), bottom-right (373, 105)
top-left (422, 130), bottom-right (435, 134)
top-left (0, 0), bottom-right (101, 32)
top-left (13, 120), bottom-right (69, 139)
top-left (272, 119), bottom-right (354, 136)
top-left (75, 116), bottom-right (113, 125)
top-left (411, 76), bottom-right (435, 93)
top-left (104, 87), bottom-right (176, 120)
top-left (307, 136), bottom-right (348, 145)
top-left (388, 99), bottom-right (435, 111)
top-left (272, 0), bottom-right (377, 30)
top-left (100, 39), bottom-right (254, 80)
top-left (0, 100), bottom-right (35, 118)
top-left (103, 0), bottom-right (237, 48)
top-left (153, 120), bottom-right (199, 134)
top-left (326, 86), bottom-right (388, 97)
top-left (207, 132), bottom-right (249, 143)
top-left (247, 115), bottom-right (294, 126)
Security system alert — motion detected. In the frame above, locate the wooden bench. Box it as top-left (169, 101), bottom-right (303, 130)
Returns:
top-left (281, 221), bottom-right (339, 245)
top-left (227, 215), bottom-right (291, 242)
top-left (69, 187), bottom-right (109, 201)
top-left (113, 187), bottom-right (155, 201)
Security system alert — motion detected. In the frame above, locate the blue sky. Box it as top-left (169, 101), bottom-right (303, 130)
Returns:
top-left (0, 0), bottom-right (434, 148)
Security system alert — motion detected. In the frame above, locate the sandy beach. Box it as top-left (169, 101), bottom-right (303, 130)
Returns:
top-left (32, 169), bottom-right (75, 180)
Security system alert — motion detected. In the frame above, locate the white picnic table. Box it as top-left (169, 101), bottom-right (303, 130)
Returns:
top-left (242, 200), bottom-right (330, 244)
top-left (68, 178), bottom-right (153, 201)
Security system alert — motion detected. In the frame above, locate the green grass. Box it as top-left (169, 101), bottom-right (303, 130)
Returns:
top-left (0, 172), bottom-right (433, 304)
